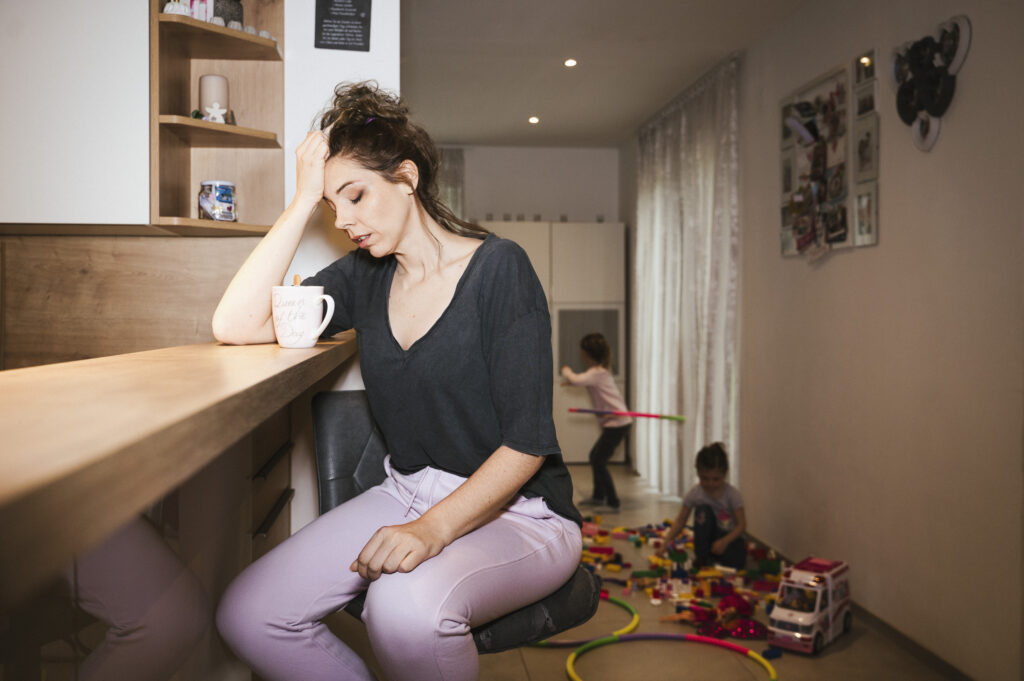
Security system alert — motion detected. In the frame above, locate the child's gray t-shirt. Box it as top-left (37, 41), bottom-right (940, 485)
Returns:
top-left (683, 483), bottom-right (744, 533)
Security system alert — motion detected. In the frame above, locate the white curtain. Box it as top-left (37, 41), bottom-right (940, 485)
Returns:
top-left (633, 54), bottom-right (741, 498)
top-left (437, 146), bottom-right (465, 220)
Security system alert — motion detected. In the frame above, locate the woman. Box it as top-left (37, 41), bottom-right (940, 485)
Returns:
top-left (212, 81), bottom-right (582, 681)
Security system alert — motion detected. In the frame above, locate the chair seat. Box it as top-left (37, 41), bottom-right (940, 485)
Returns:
top-left (312, 391), bottom-right (600, 654)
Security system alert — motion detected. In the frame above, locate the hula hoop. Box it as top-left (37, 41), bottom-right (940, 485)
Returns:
top-left (565, 632), bottom-right (777, 681)
top-left (533, 595), bottom-right (639, 648)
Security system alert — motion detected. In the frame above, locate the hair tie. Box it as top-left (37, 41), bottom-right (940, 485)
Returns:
top-left (365, 116), bottom-right (376, 124)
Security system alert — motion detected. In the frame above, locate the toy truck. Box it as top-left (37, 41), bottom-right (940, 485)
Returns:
top-left (767, 557), bottom-right (852, 654)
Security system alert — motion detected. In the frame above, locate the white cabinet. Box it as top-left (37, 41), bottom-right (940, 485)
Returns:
top-left (487, 221), bottom-right (628, 464)
top-left (0, 2), bottom-right (150, 224)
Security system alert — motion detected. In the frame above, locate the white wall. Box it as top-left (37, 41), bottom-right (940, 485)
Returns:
top-left (284, 0), bottom-right (401, 285)
top-left (0, 1), bottom-right (149, 224)
top-left (461, 146), bottom-right (619, 224)
top-left (283, 1), bottom-right (399, 532)
top-left (738, 2), bottom-right (1023, 680)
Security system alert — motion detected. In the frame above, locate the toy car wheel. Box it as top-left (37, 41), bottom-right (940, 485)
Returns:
top-left (843, 611), bottom-right (852, 635)
top-left (813, 632), bottom-right (824, 654)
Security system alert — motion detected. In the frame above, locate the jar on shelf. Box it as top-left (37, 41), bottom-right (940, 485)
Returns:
top-left (198, 180), bottom-right (236, 221)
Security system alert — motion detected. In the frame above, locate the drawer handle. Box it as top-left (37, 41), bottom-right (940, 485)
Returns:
top-left (253, 488), bottom-right (294, 538)
top-left (254, 441), bottom-right (293, 480)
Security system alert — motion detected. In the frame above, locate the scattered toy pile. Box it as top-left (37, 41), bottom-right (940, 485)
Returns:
top-left (579, 516), bottom-right (785, 647)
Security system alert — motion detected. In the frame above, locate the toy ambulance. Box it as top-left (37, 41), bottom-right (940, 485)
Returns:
top-left (767, 557), bottom-right (852, 654)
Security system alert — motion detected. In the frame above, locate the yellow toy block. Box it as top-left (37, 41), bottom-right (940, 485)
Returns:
top-left (696, 568), bottom-right (723, 579)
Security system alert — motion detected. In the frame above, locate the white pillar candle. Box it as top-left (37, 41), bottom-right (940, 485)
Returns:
top-left (199, 74), bottom-right (229, 112)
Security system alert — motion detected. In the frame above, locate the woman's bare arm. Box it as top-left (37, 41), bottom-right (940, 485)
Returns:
top-left (211, 131), bottom-right (330, 345)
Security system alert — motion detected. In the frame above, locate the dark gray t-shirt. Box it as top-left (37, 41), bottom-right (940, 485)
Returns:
top-left (305, 233), bottom-right (582, 525)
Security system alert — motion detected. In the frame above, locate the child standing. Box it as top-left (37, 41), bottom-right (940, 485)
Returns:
top-left (657, 442), bottom-right (747, 569)
top-left (560, 333), bottom-right (631, 511)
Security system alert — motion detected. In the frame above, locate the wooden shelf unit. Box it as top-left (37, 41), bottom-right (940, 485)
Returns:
top-left (159, 115), bottom-right (280, 148)
top-left (150, 2), bottom-right (284, 236)
top-left (155, 216), bottom-right (272, 236)
top-left (158, 13), bottom-right (282, 61)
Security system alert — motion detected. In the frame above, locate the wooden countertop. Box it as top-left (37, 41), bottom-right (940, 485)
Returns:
top-left (0, 335), bottom-right (357, 609)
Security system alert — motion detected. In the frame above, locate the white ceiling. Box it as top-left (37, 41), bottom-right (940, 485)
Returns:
top-left (399, 0), bottom-right (806, 148)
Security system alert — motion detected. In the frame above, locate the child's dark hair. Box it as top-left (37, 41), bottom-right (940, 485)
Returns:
top-left (316, 81), bottom-right (488, 239)
top-left (580, 333), bottom-right (612, 369)
top-left (696, 442), bottom-right (729, 472)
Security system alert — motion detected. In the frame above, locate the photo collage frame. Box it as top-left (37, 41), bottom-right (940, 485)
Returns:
top-left (780, 50), bottom-right (879, 258)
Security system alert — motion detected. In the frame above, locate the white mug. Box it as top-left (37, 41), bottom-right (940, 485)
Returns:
top-left (271, 286), bottom-right (335, 349)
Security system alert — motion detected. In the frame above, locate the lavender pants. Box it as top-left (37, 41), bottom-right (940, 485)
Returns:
top-left (64, 516), bottom-right (209, 681)
top-left (216, 457), bottom-right (582, 681)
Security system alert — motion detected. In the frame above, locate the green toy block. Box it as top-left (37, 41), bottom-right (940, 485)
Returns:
top-left (630, 569), bottom-right (667, 579)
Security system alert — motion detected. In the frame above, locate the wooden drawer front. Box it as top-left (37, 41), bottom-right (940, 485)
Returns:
top-left (252, 441), bottom-right (291, 531)
top-left (251, 406), bottom-right (291, 528)
top-left (252, 406), bottom-right (290, 475)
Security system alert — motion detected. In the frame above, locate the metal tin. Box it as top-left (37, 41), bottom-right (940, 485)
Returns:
top-left (198, 180), bottom-right (236, 222)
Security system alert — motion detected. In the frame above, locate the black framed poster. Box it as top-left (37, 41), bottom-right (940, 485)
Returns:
top-left (315, 0), bottom-right (371, 52)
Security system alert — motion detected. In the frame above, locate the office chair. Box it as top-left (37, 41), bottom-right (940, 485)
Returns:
top-left (311, 390), bottom-right (600, 653)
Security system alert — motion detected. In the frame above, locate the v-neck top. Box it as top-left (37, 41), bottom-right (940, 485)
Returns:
top-left (304, 233), bottom-right (581, 525)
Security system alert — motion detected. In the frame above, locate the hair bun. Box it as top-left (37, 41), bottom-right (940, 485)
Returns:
top-left (320, 81), bottom-right (408, 131)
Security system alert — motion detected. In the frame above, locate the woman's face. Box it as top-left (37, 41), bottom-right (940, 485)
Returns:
top-left (322, 155), bottom-right (416, 257)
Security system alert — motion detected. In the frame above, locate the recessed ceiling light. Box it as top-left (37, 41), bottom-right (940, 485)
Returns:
top-left (564, 58), bottom-right (577, 68)
top-left (528, 116), bottom-right (540, 125)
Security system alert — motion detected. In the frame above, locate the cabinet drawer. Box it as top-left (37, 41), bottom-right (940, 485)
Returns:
top-left (252, 441), bottom-right (291, 528)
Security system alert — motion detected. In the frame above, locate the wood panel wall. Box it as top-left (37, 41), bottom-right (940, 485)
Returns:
top-left (0, 235), bottom-right (260, 369)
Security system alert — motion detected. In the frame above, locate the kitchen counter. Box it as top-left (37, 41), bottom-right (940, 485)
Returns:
top-left (0, 334), bottom-right (357, 609)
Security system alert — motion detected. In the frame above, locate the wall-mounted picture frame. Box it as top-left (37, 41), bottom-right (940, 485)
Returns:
top-left (854, 49), bottom-right (876, 85)
top-left (781, 223), bottom-right (798, 257)
top-left (780, 100), bottom-right (795, 150)
top-left (781, 203), bottom-right (794, 229)
top-left (854, 182), bottom-right (878, 247)
top-left (855, 81), bottom-right (876, 117)
top-left (853, 113), bottom-right (879, 184)
top-left (781, 147), bottom-right (795, 200)
top-left (779, 65), bottom-right (850, 255)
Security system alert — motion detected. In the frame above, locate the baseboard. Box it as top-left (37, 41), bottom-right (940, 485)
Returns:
top-left (745, 532), bottom-right (974, 681)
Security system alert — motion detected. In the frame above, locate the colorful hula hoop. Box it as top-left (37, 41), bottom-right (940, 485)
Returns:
top-left (533, 595), bottom-right (639, 648)
top-left (568, 407), bottom-right (686, 422)
top-left (565, 632), bottom-right (778, 681)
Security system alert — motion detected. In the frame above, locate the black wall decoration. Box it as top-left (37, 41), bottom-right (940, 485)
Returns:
top-left (891, 15), bottom-right (971, 151)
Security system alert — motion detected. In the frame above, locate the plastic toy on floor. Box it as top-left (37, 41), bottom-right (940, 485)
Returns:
top-left (767, 556), bottom-right (852, 654)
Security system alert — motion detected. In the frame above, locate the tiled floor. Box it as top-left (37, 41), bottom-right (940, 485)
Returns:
top-left (335, 463), bottom-right (971, 680)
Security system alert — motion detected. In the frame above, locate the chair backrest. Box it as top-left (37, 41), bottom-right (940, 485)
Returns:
top-left (312, 391), bottom-right (388, 514)
top-left (310, 390), bottom-right (601, 653)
